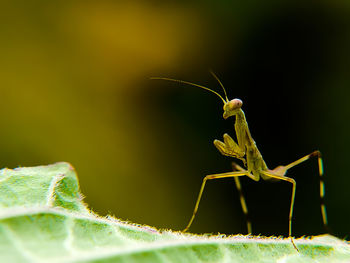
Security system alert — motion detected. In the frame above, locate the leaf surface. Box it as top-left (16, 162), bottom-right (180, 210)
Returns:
top-left (0, 162), bottom-right (348, 263)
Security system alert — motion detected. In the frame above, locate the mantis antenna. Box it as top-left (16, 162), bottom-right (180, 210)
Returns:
top-left (150, 76), bottom-right (228, 104)
top-left (209, 70), bottom-right (229, 102)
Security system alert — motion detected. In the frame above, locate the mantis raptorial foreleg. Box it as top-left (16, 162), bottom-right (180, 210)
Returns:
top-left (183, 171), bottom-right (248, 232)
top-left (214, 133), bottom-right (246, 165)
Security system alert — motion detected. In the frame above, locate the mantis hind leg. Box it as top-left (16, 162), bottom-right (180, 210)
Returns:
top-left (283, 150), bottom-right (328, 229)
top-left (262, 150), bottom-right (328, 251)
top-left (183, 170), bottom-right (248, 232)
top-left (260, 170), bottom-right (298, 250)
top-left (232, 162), bottom-right (252, 234)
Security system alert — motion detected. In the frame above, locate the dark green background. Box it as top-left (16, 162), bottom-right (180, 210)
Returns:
top-left (1, 0), bottom-right (349, 239)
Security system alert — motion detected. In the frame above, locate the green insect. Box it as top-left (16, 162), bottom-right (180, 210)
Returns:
top-left (152, 72), bottom-right (328, 250)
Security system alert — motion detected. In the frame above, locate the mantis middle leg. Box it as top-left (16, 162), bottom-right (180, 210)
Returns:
top-left (183, 170), bottom-right (248, 232)
top-left (231, 162), bottom-right (252, 234)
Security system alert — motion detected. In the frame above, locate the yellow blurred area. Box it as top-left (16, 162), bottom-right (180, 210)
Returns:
top-left (59, 1), bottom-right (205, 88)
top-left (0, 0), bottom-right (211, 228)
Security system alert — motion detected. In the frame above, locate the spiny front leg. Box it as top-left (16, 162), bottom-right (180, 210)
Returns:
top-left (214, 133), bottom-right (246, 165)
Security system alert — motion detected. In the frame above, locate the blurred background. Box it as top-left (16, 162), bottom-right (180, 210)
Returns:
top-left (1, 0), bottom-right (349, 238)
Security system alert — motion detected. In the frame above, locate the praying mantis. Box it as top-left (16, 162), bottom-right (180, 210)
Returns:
top-left (151, 72), bottom-right (328, 250)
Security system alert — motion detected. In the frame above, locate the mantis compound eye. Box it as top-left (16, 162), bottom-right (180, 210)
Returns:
top-left (228, 99), bottom-right (243, 110)
top-left (223, 98), bottom-right (243, 119)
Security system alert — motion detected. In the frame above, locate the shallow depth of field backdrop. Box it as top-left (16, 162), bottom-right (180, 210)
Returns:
top-left (1, 0), bottom-right (349, 239)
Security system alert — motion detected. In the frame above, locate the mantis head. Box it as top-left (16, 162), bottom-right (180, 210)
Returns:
top-left (151, 71), bottom-right (242, 119)
top-left (223, 98), bottom-right (243, 119)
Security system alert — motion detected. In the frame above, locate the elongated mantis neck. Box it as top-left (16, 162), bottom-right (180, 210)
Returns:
top-left (235, 109), bottom-right (246, 123)
top-left (234, 109), bottom-right (254, 147)
top-left (235, 109), bottom-right (248, 130)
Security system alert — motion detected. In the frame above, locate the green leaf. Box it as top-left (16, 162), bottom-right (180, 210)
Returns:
top-left (0, 162), bottom-right (348, 262)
